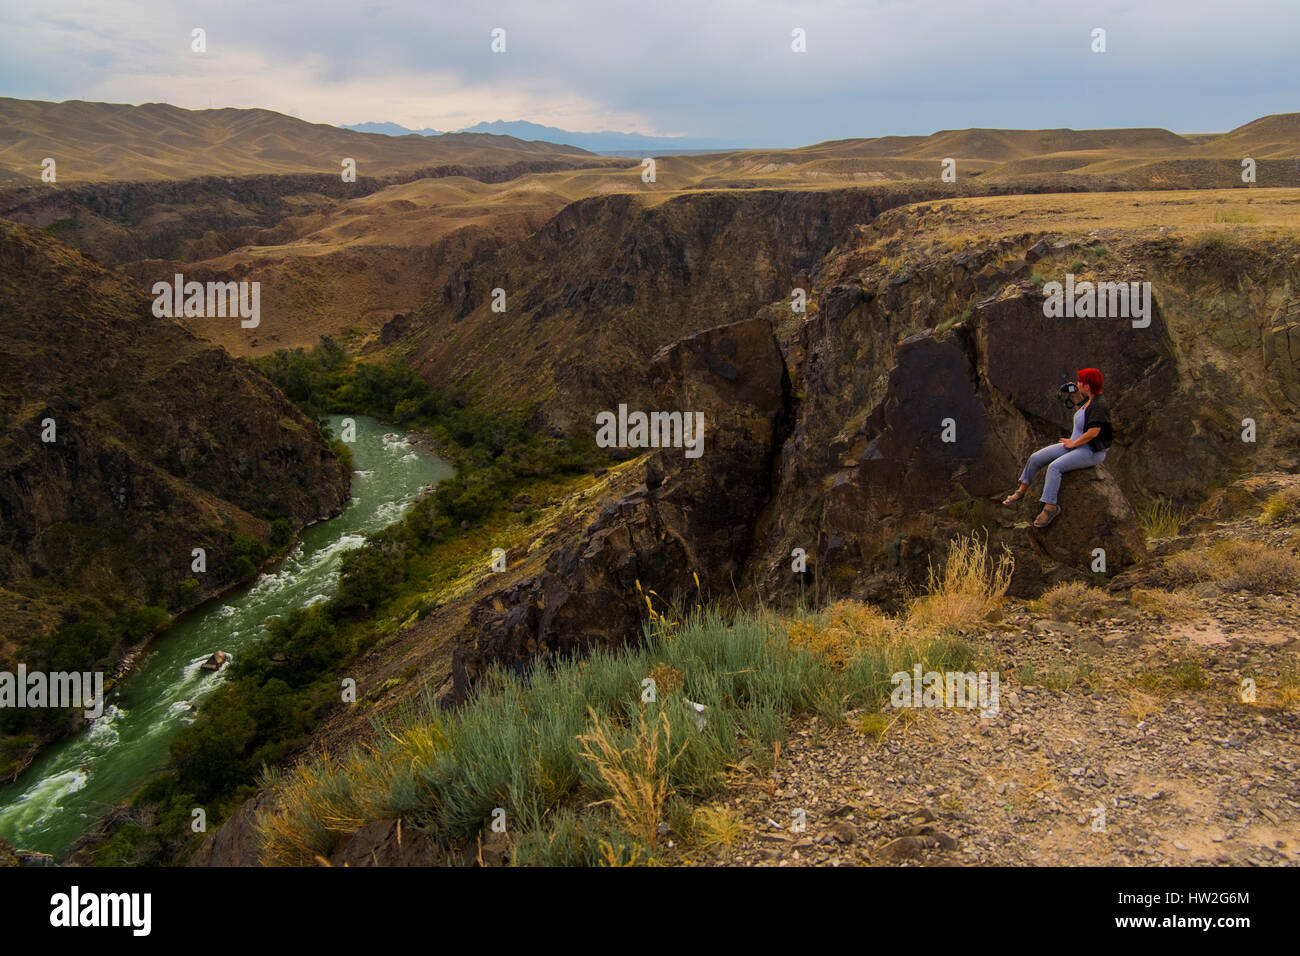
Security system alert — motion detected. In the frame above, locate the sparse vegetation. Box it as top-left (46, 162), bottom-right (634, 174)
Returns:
top-left (1129, 657), bottom-right (1211, 695)
top-left (1123, 689), bottom-right (1160, 723)
top-left (253, 589), bottom-right (981, 867)
top-left (692, 805), bottom-right (746, 851)
top-left (1162, 538), bottom-right (1300, 592)
top-left (1259, 486), bottom-right (1300, 525)
top-left (858, 712), bottom-right (890, 739)
top-left (1213, 209), bottom-right (1257, 224)
top-left (906, 533), bottom-right (1013, 633)
top-left (1139, 499), bottom-right (1189, 540)
top-left (935, 304), bottom-right (974, 330)
top-left (1040, 656), bottom-right (1097, 692)
top-left (1032, 581), bottom-right (1112, 621)
top-left (1129, 586), bottom-right (1201, 621)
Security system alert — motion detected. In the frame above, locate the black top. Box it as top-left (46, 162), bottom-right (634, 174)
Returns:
top-left (1082, 398), bottom-right (1113, 453)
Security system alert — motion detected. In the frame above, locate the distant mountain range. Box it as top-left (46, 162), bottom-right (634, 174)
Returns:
top-left (343, 119), bottom-right (743, 154)
top-left (346, 121), bottom-right (446, 137)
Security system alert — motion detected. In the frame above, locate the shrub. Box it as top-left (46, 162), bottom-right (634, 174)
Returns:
top-left (1163, 538), bottom-right (1300, 592)
top-left (1259, 486), bottom-right (1300, 525)
top-left (1129, 586), bottom-right (1200, 620)
top-left (1139, 499), bottom-right (1188, 540)
top-left (692, 805), bottom-right (745, 851)
top-left (252, 607), bottom-right (895, 866)
top-left (907, 533), bottom-right (1013, 633)
top-left (1032, 581), bottom-right (1111, 621)
top-left (270, 517), bottom-right (294, 548)
top-left (577, 705), bottom-right (684, 850)
top-left (335, 538), bottom-right (407, 613)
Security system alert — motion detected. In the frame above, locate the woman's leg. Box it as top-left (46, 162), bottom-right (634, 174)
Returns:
top-left (1019, 443), bottom-right (1068, 487)
top-left (1041, 447), bottom-right (1105, 505)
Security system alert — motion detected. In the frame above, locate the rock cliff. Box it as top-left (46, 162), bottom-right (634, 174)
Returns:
top-left (0, 219), bottom-right (351, 645)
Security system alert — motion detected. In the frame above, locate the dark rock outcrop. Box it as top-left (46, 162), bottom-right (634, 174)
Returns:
top-left (749, 281), bottom-right (1172, 604)
top-left (451, 316), bottom-right (790, 699)
top-left (188, 790), bottom-right (277, 867)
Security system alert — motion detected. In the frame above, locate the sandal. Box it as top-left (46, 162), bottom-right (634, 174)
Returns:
top-left (1033, 504), bottom-right (1061, 528)
top-left (1001, 489), bottom-right (1027, 506)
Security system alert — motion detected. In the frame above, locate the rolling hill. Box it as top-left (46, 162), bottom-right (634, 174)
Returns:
top-left (0, 99), bottom-right (609, 183)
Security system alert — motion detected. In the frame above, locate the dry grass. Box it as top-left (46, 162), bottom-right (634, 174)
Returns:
top-left (576, 706), bottom-right (685, 851)
top-left (692, 805), bottom-right (746, 851)
top-left (1162, 538), bottom-right (1300, 592)
top-left (647, 661), bottom-right (683, 698)
top-left (1259, 486), bottom-right (1300, 525)
top-left (258, 719), bottom-right (446, 866)
top-left (786, 600), bottom-right (906, 668)
top-left (857, 712), bottom-right (891, 739)
top-left (999, 756), bottom-right (1060, 812)
top-left (1246, 658), bottom-right (1300, 711)
top-left (1277, 660), bottom-right (1300, 709)
top-left (1129, 586), bottom-right (1202, 620)
top-left (907, 533), bottom-right (1013, 633)
top-left (1032, 581), bottom-right (1112, 621)
top-left (1123, 689), bottom-right (1161, 723)
top-left (258, 754), bottom-right (369, 867)
top-left (918, 189), bottom-right (1300, 241)
top-left (1140, 499), bottom-right (1190, 540)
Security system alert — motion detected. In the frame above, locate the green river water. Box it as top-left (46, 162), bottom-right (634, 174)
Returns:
top-left (0, 415), bottom-right (452, 858)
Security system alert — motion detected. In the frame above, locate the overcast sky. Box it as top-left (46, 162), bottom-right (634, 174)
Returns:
top-left (2, 0), bottom-right (1296, 147)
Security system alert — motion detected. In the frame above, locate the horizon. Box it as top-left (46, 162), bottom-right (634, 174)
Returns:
top-left (4, 95), bottom-right (1288, 154)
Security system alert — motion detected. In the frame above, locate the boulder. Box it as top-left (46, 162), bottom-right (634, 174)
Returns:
top-left (1013, 465), bottom-right (1147, 578)
top-left (1024, 238), bottom-right (1051, 263)
top-left (1184, 472), bottom-right (1299, 532)
top-left (188, 789), bottom-right (277, 867)
top-left (200, 650), bottom-right (230, 672)
top-left (329, 819), bottom-right (435, 867)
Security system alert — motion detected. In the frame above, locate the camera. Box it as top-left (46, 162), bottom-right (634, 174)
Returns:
top-left (1058, 380), bottom-right (1082, 413)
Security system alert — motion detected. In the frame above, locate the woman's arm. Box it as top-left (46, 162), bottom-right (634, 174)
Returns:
top-left (1066, 427), bottom-right (1101, 450)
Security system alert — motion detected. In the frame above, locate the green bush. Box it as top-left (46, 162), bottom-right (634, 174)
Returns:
top-left (270, 517), bottom-right (294, 548)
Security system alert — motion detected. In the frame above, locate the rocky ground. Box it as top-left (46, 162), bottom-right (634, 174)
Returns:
top-left (668, 499), bottom-right (1300, 868)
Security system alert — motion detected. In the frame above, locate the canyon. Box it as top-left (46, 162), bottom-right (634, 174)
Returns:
top-left (1, 99), bottom-right (1297, 866)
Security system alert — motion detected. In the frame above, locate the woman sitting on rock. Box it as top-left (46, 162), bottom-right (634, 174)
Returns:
top-left (1002, 367), bottom-right (1113, 527)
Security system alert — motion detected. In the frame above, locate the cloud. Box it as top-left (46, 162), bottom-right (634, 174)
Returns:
top-left (1, 0), bottom-right (1297, 146)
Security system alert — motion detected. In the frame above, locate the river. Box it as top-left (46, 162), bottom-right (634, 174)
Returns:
top-left (0, 415), bottom-right (452, 858)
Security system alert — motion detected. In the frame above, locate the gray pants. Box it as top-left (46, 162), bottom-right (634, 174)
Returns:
top-left (1019, 443), bottom-right (1107, 505)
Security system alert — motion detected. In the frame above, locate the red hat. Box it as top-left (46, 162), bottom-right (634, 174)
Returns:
top-left (1077, 368), bottom-right (1103, 394)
